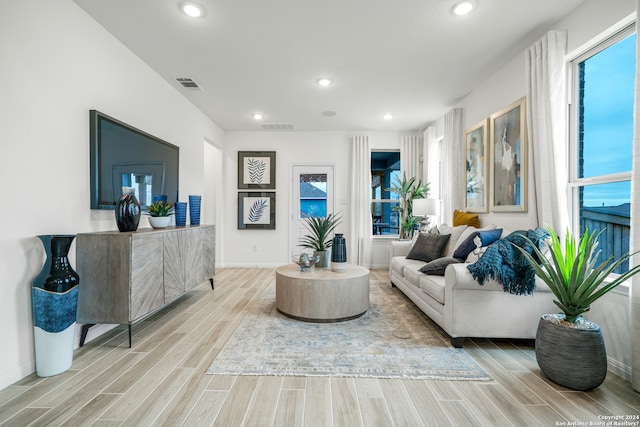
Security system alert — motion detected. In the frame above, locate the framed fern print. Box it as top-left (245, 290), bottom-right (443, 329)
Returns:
top-left (238, 151), bottom-right (276, 189)
top-left (238, 192), bottom-right (276, 229)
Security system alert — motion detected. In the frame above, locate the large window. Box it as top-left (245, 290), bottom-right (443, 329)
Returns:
top-left (371, 151), bottom-right (400, 236)
top-left (571, 26), bottom-right (636, 273)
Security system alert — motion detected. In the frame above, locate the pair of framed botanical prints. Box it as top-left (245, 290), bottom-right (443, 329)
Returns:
top-left (464, 97), bottom-right (527, 213)
top-left (237, 151), bottom-right (276, 229)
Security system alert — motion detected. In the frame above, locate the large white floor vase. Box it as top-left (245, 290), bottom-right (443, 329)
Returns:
top-left (535, 313), bottom-right (607, 391)
top-left (32, 235), bottom-right (80, 377)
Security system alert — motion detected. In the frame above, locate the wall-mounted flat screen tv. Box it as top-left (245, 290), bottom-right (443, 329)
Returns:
top-left (90, 110), bottom-right (179, 209)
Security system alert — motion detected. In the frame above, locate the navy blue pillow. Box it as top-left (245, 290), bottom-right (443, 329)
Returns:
top-left (452, 232), bottom-right (479, 260)
top-left (452, 228), bottom-right (504, 260)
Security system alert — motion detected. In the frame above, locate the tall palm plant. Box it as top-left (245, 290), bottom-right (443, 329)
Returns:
top-left (386, 172), bottom-right (430, 239)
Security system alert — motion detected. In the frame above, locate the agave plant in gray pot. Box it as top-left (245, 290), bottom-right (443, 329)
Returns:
top-left (298, 213), bottom-right (342, 268)
top-left (516, 227), bottom-right (640, 390)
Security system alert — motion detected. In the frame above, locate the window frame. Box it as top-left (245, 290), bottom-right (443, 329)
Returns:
top-left (370, 149), bottom-right (401, 238)
top-left (568, 21), bottom-right (635, 277)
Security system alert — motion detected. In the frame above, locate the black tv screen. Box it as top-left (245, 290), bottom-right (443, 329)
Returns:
top-left (90, 110), bottom-right (179, 209)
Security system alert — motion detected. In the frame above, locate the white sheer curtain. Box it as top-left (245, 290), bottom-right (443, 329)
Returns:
top-left (348, 136), bottom-right (372, 268)
top-left (442, 109), bottom-right (464, 224)
top-left (400, 135), bottom-right (423, 182)
top-left (424, 126), bottom-right (441, 221)
top-left (630, 4), bottom-right (640, 391)
top-left (525, 30), bottom-right (570, 233)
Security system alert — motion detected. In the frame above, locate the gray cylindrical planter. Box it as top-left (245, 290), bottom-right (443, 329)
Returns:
top-left (314, 250), bottom-right (330, 268)
top-left (535, 314), bottom-right (607, 391)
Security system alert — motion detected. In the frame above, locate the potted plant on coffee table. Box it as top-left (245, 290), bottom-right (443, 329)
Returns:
top-left (385, 172), bottom-right (430, 239)
top-left (516, 227), bottom-right (640, 390)
top-left (298, 212), bottom-right (342, 268)
top-left (144, 201), bottom-right (174, 229)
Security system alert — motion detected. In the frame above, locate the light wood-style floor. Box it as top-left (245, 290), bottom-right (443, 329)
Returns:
top-left (1, 268), bottom-right (639, 426)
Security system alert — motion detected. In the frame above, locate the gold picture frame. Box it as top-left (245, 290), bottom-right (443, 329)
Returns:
top-left (463, 119), bottom-right (489, 213)
top-left (490, 97), bottom-right (527, 212)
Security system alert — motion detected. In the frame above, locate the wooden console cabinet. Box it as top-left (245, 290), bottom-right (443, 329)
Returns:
top-left (76, 225), bottom-right (215, 346)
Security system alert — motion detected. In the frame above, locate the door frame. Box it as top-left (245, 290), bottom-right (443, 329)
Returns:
top-left (289, 163), bottom-right (336, 258)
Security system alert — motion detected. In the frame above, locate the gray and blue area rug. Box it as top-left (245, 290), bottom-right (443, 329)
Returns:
top-left (207, 281), bottom-right (491, 381)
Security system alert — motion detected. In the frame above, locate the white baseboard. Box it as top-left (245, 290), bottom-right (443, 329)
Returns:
top-left (0, 359), bottom-right (35, 391)
top-left (370, 264), bottom-right (389, 270)
top-left (607, 356), bottom-right (631, 381)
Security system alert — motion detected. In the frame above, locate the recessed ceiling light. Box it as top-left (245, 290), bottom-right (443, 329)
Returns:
top-left (317, 78), bottom-right (333, 87)
top-left (383, 113), bottom-right (393, 120)
top-left (452, 1), bottom-right (476, 16)
top-left (180, 2), bottom-right (205, 18)
top-left (252, 113), bottom-right (264, 120)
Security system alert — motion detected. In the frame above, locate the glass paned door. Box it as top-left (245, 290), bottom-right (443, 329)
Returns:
top-left (291, 165), bottom-right (334, 257)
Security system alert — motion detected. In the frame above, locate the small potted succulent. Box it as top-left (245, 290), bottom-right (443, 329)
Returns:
top-left (144, 201), bottom-right (174, 229)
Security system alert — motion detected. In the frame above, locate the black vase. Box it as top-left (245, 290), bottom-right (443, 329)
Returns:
top-left (115, 189), bottom-right (141, 232)
top-left (331, 233), bottom-right (347, 272)
top-left (40, 235), bottom-right (80, 293)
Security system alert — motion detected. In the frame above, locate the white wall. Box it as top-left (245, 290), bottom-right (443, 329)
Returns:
top-left (0, 0), bottom-right (223, 389)
top-left (221, 131), bottom-right (409, 267)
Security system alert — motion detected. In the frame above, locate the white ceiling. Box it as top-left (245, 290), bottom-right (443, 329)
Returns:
top-left (73, 0), bottom-right (584, 132)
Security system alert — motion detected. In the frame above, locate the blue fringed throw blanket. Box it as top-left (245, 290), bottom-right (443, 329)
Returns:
top-left (467, 228), bottom-right (549, 295)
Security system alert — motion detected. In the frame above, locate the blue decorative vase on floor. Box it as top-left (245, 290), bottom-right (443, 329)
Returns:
top-left (331, 233), bottom-right (347, 272)
top-left (32, 235), bottom-right (80, 377)
top-left (115, 187), bottom-right (140, 232)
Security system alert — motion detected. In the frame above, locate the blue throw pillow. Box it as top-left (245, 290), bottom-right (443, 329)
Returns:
top-left (477, 229), bottom-right (503, 247)
top-left (452, 228), bottom-right (504, 261)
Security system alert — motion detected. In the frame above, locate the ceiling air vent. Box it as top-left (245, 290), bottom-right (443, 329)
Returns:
top-left (261, 123), bottom-right (295, 131)
top-left (175, 77), bottom-right (201, 90)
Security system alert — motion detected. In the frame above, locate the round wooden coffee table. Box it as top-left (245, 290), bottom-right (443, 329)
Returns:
top-left (275, 264), bottom-right (370, 322)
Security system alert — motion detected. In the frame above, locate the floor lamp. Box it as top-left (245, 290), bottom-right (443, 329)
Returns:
top-left (412, 198), bottom-right (440, 232)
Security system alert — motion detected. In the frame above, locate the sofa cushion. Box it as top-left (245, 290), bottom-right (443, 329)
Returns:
top-left (453, 210), bottom-right (480, 227)
top-left (390, 256), bottom-right (424, 289)
top-left (420, 274), bottom-right (446, 304)
top-left (406, 233), bottom-right (450, 263)
top-left (419, 256), bottom-right (462, 276)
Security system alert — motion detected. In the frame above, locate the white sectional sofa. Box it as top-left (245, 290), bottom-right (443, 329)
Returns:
top-left (389, 225), bottom-right (558, 347)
